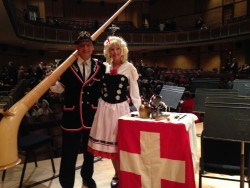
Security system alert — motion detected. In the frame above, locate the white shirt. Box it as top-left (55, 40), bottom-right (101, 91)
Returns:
top-left (50, 57), bottom-right (92, 93)
top-left (77, 57), bottom-right (91, 81)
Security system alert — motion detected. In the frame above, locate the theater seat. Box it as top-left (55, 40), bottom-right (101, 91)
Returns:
top-left (1, 133), bottom-right (56, 188)
top-left (199, 133), bottom-right (250, 188)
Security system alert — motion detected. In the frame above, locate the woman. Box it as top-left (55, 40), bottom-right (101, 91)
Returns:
top-left (88, 36), bottom-right (141, 187)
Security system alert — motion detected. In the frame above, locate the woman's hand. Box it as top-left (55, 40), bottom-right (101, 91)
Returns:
top-left (126, 96), bottom-right (131, 104)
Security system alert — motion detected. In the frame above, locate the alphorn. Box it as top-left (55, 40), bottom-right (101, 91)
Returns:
top-left (0, 0), bottom-right (132, 170)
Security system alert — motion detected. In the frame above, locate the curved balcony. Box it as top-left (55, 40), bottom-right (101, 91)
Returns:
top-left (13, 18), bottom-right (250, 49)
top-left (4, 0), bottom-right (250, 50)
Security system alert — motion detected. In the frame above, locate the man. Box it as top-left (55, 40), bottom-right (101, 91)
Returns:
top-left (7, 61), bottom-right (18, 86)
top-left (35, 61), bottom-right (45, 82)
top-left (50, 31), bottom-right (105, 188)
top-left (230, 57), bottom-right (239, 74)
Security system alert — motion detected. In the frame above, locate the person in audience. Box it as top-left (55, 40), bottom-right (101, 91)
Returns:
top-left (230, 57), bottom-right (239, 74)
top-left (87, 36), bottom-right (141, 188)
top-left (18, 65), bottom-right (25, 80)
top-left (239, 63), bottom-right (250, 74)
top-left (179, 91), bottom-right (194, 113)
top-left (25, 103), bottom-right (39, 117)
top-left (35, 61), bottom-right (45, 82)
top-left (179, 90), bottom-right (200, 122)
top-left (7, 61), bottom-right (18, 86)
top-left (50, 31), bottom-right (105, 188)
top-left (195, 17), bottom-right (207, 30)
top-left (37, 99), bottom-right (53, 116)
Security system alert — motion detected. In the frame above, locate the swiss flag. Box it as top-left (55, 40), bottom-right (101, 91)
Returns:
top-left (118, 119), bottom-right (195, 188)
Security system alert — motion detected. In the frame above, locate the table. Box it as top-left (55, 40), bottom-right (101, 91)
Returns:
top-left (118, 112), bottom-right (197, 188)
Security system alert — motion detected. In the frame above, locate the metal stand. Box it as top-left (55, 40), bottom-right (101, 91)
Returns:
top-left (240, 141), bottom-right (245, 188)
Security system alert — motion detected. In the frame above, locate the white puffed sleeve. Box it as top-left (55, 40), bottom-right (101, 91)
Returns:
top-left (50, 81), bottom-right (65, 93)
top-left (128, 63), bottom-right (141, 111)
top-left (103, 62), bottom-right (111, 74)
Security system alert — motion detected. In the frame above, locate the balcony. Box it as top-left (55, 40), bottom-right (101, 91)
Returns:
top-left (4, 0), bottom-right (250, 51)
top-left (13, 17), bottom-right (250, 49)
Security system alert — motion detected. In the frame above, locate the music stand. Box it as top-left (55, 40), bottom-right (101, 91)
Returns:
top-left (160, 85), bottom-right (185, 109)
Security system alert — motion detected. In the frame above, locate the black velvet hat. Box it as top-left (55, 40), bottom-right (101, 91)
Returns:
top-left (74, 31), bottom-right (94, 44)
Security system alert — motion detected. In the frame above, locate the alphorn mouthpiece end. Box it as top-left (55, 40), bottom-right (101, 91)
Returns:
top-left (0, 110), bottom-right (15, 116)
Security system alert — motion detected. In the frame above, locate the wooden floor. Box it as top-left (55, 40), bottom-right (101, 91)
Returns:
top-left (0, 123), bottom-right (248, 188)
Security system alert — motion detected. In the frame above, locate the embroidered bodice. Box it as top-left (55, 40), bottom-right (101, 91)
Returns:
top-left (101, 73), bottom-right (128, 104)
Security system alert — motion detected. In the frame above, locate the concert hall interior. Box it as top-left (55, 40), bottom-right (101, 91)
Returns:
top-left (1, 0), bottom-right (250, 188)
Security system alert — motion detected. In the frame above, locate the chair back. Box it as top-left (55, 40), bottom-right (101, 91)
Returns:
top-left (193, 88), bottom-right (238, 113)
top-left (233, 79), bottom-right (250, 97)
top-left (204, 96), bottom-right (250, 141)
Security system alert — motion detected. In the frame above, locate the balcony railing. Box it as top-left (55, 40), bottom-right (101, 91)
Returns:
top-left (14, 17), bottom-right (250, 48)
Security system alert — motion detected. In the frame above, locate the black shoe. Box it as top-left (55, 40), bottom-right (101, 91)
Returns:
top-left (82, 178), bottom-right (97, 188)
top-left (110, 177), bottom-right (119, 188)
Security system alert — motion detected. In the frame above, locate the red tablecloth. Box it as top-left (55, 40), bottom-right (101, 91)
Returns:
top-left (118, 118), bottom-right (195, 188)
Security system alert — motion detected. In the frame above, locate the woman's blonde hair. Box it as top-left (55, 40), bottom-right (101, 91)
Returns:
top-left (103, 36), bottom-right (128, 64)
